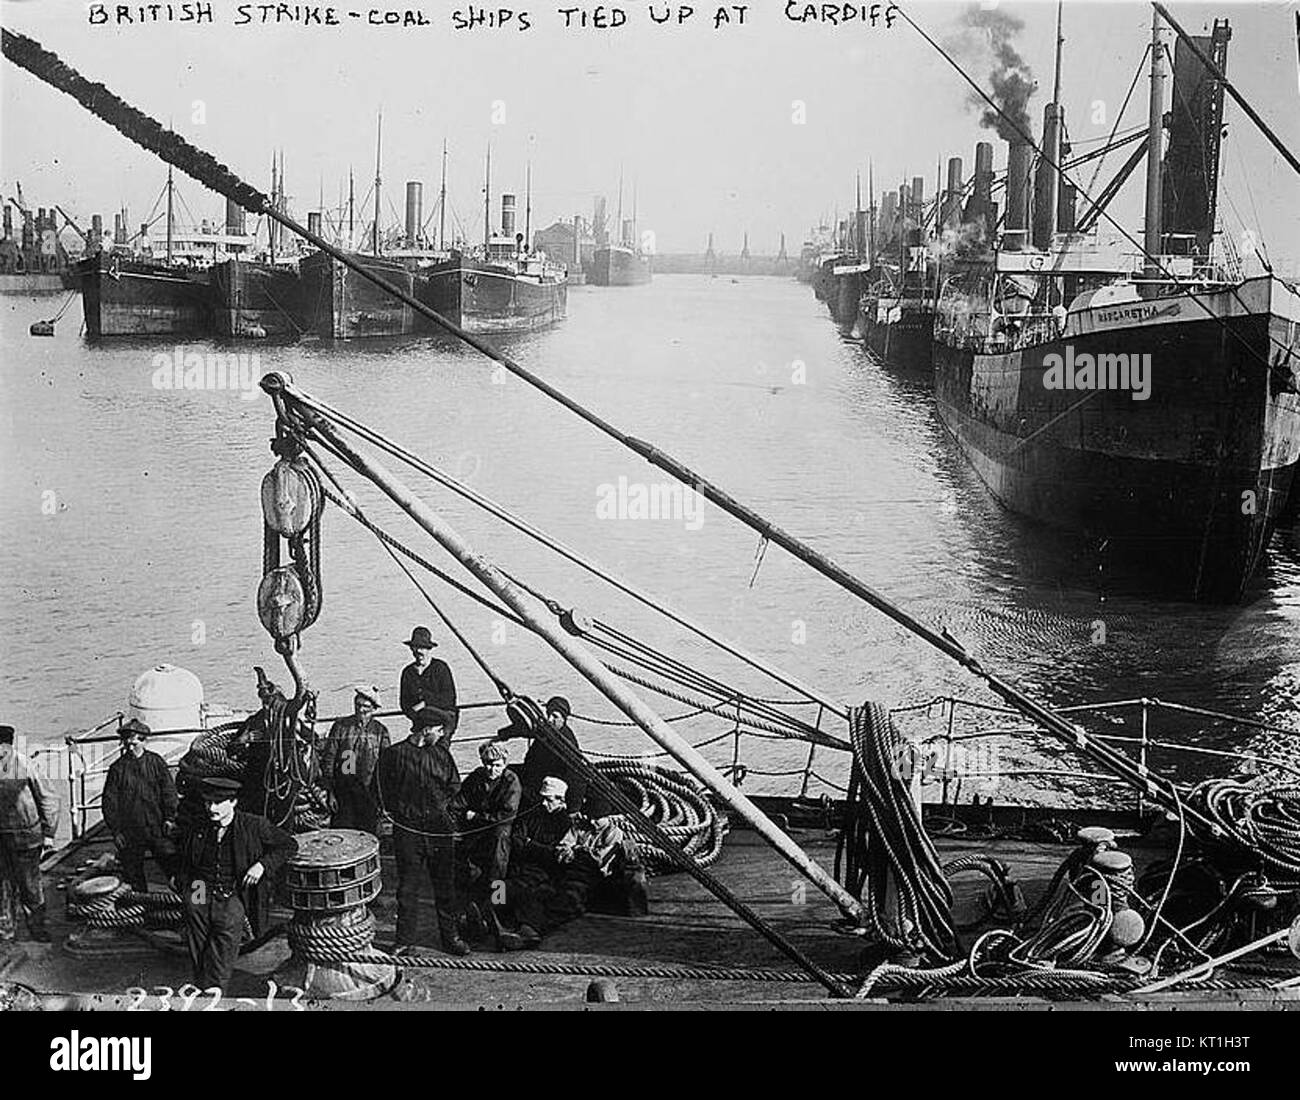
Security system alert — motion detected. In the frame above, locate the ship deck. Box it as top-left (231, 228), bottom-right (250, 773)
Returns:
top-left (6, 819), bottom-right (1300, 1010)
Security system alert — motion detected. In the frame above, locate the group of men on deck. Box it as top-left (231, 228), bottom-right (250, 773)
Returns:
top-left (85, 624), bottom-right (646, 990)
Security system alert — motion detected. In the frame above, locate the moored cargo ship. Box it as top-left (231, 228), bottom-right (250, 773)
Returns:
top-left (76, 249), bottom-right (212, 338)
top-left (298, 249), bottom-right (415, 338)
top-left (931, 12), bottom-right (1300, 601)
top-left (588, 242), bottom-right (651, 286)
top-left (210, 257), bottom-right (304, 339)
top-left (418, 190), bottom-right (566, 334)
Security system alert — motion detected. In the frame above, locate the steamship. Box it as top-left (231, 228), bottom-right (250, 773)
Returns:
top-left (857, 174), bottom-right (943, 378)
top-left (588, 185), bottom-right (651, 287)
top-left (931, 14), bottom-right (1300, 602)
top-left (76, 191), bottom-right (232, 339)
top-left (418, 191), bottom-right (567, 334)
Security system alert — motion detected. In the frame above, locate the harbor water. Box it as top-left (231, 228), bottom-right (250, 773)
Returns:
top-left (3, 275), bottom-right (1298, 798)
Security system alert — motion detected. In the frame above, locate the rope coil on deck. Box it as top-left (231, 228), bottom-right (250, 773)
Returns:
top-left (588, 760), bottom-right (727, 873)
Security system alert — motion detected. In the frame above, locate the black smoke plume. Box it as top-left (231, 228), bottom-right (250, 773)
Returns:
top-left (945, 4), bottom-right (1037, 144)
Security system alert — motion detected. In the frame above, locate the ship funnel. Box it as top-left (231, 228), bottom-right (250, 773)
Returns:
top-left (943, 158), bottom-right (964, 228)
top-left (622, 218), bottom-right (634, 247)
top-left (911, 177), bottom-right (925, 225)
top-left (405, 181), bottom-right (423, 246)
top-left (113, 212), bottom-right (127, 245)
top-left (225, 197), bottom-right (246, 237)
top-left (501, 193), bottom-right (516, 238)
top-left (1004, 142), bottom-right (1032, 250)
top-left (307, 211), bottom-right (322, 237)
top-left (2, 204), bottom-right (10, 241)
top-left (1033, 102), bottom-right (1064, 249)
top-left (90, 213), bottom-right (103, 253)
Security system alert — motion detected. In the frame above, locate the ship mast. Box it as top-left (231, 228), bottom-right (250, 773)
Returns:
top-left (438, 139), bottom-right (447, 251)
top-left (867, 161), bottom-right (876, 265)
top-left (1043, 0), bottom-right (1064, 247)
top-left (524, 160), bottom-right (532, 257)
top-left (631, 179), bottom-right (637, 252)
top-left (165, 163), bottom-right (173, 263)
top-left (347, 167), bottom-right (354, 251)
top-left (372, 110), bottom-right (382, 256)
top-left (268, 153), bottom-right (276, 263)
top-left (855, 172), bottom-right (863, 261)
top-left (1143, 6), bottom-right (1165, 293)
top-left (483, 143), bottom-right (491, 254)
top-left (616, 166), bottom-right (624, 246)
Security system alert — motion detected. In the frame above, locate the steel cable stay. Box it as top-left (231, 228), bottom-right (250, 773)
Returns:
top-left (261, 374), bottom-right (848, 724)
top-left (300, 427), bottom-right (842, 755)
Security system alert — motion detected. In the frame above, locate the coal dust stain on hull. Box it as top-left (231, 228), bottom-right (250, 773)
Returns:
top-left (935, 279), bottom-right (1300, 602)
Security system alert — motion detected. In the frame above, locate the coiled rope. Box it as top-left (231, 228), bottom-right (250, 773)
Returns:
top-left (1189, 780), bottom-right (1300, 877)
top-left (838, 703), bottom-right (957, 961)
top-left (589, 760), bottom-right (727, 872)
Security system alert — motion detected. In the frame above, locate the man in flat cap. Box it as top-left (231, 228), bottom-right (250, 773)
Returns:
top-left (513, 696), bottom-right (588, 813)
top-left (102, 718), bottom-right (179, 892)
top-left (399, 626), bottom-right (458, 738)
top-left (0, 725), bottom-right (58, 942)
top-left (175, 776), bottom-right (298, 991)
top-left (373, 713), bottom-right (470, 956)
top-left (319, 685), bottom-right (390, 834)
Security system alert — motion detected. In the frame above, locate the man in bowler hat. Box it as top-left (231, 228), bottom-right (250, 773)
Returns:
top-left (399, 626), bottom-right (458, 737)
top-left (175, 776), bottom-right (297, 991)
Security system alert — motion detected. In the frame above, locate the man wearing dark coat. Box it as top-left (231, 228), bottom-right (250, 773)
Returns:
top-left (373, 714), bottom-right (470, 956)
top-left (102, 718), bottom-right (178, 891)
top-left (495, 776), bottom-right (590, 950)
top-left (319, 685), bottom-right (390, 833)
top-left (399, 626), bottom-right (458, 736)
top-left (514, 696), bottom-right (588, 812)
top-left (175, 776), bottom-right (297, 992)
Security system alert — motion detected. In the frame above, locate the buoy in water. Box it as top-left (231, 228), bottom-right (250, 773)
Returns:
top-left (30, 320), bottom-right (55, 336)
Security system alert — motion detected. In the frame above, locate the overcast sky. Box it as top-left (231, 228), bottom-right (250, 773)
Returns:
top-left (2, 0), bottom-right (1297, 265)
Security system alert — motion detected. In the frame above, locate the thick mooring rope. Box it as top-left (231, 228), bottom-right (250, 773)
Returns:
top-left (589, 760), bottom-right (727, 872)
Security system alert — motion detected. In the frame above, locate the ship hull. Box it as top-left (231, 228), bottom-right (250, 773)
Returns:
top-left (588, 247), bottom-right (651, 287)
top-left (76, 253), bottom-right (212, 338)
top-left (860, 300), bottom-right (935, 379)
top-left (934, 276), bottom-right (1300, 601)
top-left (298, 250), bottom-right (415, 338)
top-left (211, 259), bottom-right (304, 339)
top-left (419, 259), bottom-right (567, 334)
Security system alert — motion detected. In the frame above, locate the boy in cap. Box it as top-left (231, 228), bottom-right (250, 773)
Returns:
top-left (175, 776), bottom-right (298, 991)
top-left (399, 626), bottom-right (458, 737)
top-left (319, 685), bottom-right (390, 834)
top-left (455, 741), bottom-right (521, 938)
top-left (102, 718), bottom-right (179, 891)
top-left (513, 696), bottom-right (587, 812)
top-left (0, 725), bottom-right (58, 942)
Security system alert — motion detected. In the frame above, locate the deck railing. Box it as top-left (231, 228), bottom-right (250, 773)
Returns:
top-left (52, 693), bottom-right (1298, 839)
